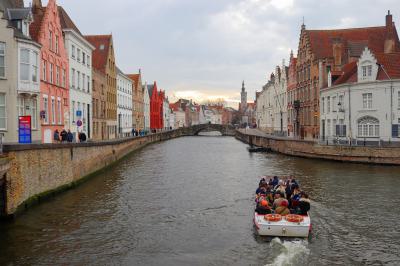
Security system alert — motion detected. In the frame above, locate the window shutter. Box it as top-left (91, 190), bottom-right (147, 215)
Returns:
top-left (392, 125), bottom-right (399, 138)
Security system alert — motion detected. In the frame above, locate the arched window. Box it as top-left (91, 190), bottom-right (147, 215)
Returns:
top-left (357, 116), bottom-right (379, 137)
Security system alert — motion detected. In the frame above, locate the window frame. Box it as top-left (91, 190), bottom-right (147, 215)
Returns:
top-left (0, 93), bottom-right (7, 130)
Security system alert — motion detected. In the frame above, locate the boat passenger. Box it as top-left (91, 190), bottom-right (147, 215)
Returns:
top-left (285, 180), bottom-right (292, 200)
top-left (275, 180), bottom-right (287, 198)
top-left (255, 200), bottom-right (272, 215)
top-left (275, 200), bottom-right (290, 216)
top-left (271, 176), bottom-right (279, 187)
top-left (290, 184), bottom-right (302, 208)
top-left (272, 191), bottom-right (286, 209)
top-left (297, 193), bottom-right (311, 215)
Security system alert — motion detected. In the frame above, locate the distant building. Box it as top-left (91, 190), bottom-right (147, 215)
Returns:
top-left (143, 82), bottom-right (150, 132)
top-left (116, 67), bottom-right (133, 137)
top-left (148, 82), bottom-right (164, 130)
top-left (85, 34), bottom-right (117, 140)
top-left (128, 72), bottom-right (144, 131)
top-left (238, 81), bottom-right (256, 127)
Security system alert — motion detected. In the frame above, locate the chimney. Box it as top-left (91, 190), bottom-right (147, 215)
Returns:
top-left (386, 10), bottom-right (393, 28)
top-left (384, 10), bottom-right (396, 53)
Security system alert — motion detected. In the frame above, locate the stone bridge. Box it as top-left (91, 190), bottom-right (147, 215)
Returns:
top-left (183, 124), bottom-right (236, 136)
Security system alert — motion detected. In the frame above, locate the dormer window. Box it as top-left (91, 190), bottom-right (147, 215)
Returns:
top-left (362, 65), bottom-right (372, 77)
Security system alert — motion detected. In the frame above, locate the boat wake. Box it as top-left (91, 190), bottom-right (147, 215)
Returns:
top-left (265, 238), bottom-right (310, 266)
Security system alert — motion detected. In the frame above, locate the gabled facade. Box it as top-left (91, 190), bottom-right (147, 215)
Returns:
top-left (0, 0), bottom-right (42, 142)
top-left (320, 47), bottom-right (400, 144)
top-left (128, 72), bottom-right (144, 131)
top-left (148, 82), bottom-right (163, 130)
top-left (142, 82), bottom-right (150, 132)
top-left (31, 0), bottom-right (69, 143)
top-left (58, 6), bottom-right (94, 140)
top-left (85, 34), bottom-right (117, 139)
top-left (292, 11), bottom-right (400, 140)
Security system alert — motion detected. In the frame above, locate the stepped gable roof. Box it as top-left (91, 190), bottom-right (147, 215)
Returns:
top-left (29, 3), bottom-right (45, 42)
top-left (84, 35), bottom-right (111, 73)
top-left (306, 26), bottom-right (400, 59)
top-left (127, 74), bottom-right (140, 88)
top-left (333, 52), bottom-right (400, 86)
top-left (58, 6), bottom-right (82, 35)
top-left (147, 84), bottom-right (154, 97)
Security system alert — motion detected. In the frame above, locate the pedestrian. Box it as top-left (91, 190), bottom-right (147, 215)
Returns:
top-left (60, 129), bottom-right (68, 142)
top-left (132, 128), bottom-right (135, 137)
top-left (79, 132), bottom-right (87, 142)
top-left (53, 129), bottom-right (60, 143)
top-left (67, 130), bottom-right (74, 143)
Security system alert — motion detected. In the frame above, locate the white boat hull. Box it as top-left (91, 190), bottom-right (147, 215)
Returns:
top-left (254, 213), bottom-right (311, 238)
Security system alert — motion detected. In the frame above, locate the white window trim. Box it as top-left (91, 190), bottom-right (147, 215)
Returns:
top-left (51, 96), bottom-right (56, 125)
top-left (43, 94), bottom-right (49, 124)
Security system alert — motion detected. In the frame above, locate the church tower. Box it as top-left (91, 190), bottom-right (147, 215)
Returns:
top-left (240, 81), bottom-right (247, 112)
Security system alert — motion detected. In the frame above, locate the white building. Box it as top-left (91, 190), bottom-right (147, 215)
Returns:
top-left (0, 3), bottom-right (42, 143)
top-left (143, 83), bottom-right (150, 132)
top-left (116, 68), bottom-right (133, 137)
top-left (256, 74), bottom-right (274, 133)
top-left (60, 8), bottom-right (94, 139)
top-left (320, 47), bottom-right (400, 144)
top-left (272, 63), bottom-right (288, 135)
top-left (163, 97), bottom-right (171, 130)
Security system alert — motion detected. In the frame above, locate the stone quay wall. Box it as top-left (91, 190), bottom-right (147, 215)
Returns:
top-left (236, 130), bottom-right (400, 165)
top-left (1, 129), bottom-right (187, 217)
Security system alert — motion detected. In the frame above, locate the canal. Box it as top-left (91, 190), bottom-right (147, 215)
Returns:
top-left (1, 136), bottom-right (400, 265)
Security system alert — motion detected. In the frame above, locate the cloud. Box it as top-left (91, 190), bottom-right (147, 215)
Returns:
top-left (34, 0), bottom-right (400, 106)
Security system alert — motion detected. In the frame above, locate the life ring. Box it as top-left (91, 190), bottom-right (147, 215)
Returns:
top-left (264, 214), bottom-right (282, 222)
top-left (285, 214), bottom-right (304, 223)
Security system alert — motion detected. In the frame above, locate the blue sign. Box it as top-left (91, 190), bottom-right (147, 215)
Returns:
top-left (19, 116), bottom-right (32, 144)
top-left (76, 110), bottom-right (82, 117)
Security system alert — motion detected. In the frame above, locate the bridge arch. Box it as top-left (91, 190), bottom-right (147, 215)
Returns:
top-left (190, 124), bottom-right (236, 136)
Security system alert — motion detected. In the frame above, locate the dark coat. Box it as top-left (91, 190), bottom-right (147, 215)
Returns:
top-left (60, 130), bottom-right (68, 141)
top-left (67, 132), bottom-right (73, 142)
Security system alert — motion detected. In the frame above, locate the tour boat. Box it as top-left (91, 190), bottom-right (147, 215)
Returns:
top-left (253, 212), bottom-right (311, 238)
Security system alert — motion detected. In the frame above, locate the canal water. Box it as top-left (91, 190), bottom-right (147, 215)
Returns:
top-left (1, 136), bottom-right (400, 265)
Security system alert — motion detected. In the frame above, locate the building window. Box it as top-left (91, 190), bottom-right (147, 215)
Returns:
top-left (362, 65), bottom-right (372, 77)
top-left (87, 55), bottom-right (90, 67)
top-left (32, 52), bottom-right (38, 82)
top-left (43, 95), bottom-right (48, 124)
top-left (77, 49), bottom-right (81, 62)
top-left (72, 100), bottom-right (75, 122)
top-left (0, 93), bottom-right (6, 129)
top-left (57, 98), bottom-right (62, 124)
top-left (62, 69), bottom-right (66, 88)
top-left (51, 97), bottom-right (55, 124)
top-left (20, 49), bottom-right (30, 81)
top-left (398, 91), bottom-right (400, 109)
top-left (82, 74), bottom-right (85, 92)
top-left (50, 63), bottom-right (54, 84)
top-left (1, 42), bottom-right (7, 78)
top-left (43, 60), bottom-right (47, 81)
top-left (56, 66), bottom-right (60, 86)
top-left (49, 30), bottom-right (53, 50)
top-left (71, 68), bottom-right (75, 87)
top-left (322, 97), bottom-right (325, 114)
top-left (327, 96), bottom-right (331, 113)
top-left (55, 35), bottom-right (59, 54)
top-left (82, 52), bottom-right (85, 64)
top-left (332, 96), bottom-right (337, 112)
top-left (77, 71), bottom-right (80, 89)
top-left (362, 93), bottom-right (372, 109)
top-left (358, 116), bottom-right (379, 137)
top-left (72, 45), bottom-right (75, 58)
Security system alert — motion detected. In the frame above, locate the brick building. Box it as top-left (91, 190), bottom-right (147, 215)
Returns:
top-left (85, 34), bottom-right (117, 139)
top-left (289, 11), bottom-right (400, 140)
top-left (31, 0), bottom-right (69, 143)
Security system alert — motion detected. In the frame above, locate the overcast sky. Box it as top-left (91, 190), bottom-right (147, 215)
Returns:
top-left (32, 0), bottom-right (400, 107)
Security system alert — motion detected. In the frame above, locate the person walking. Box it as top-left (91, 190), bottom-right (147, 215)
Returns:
top-left (67, 130), bottom-right (74, 143)
top-left (78, 132), bottom-right (87, 143)
top-left (60, 129), bottom-right (68, 142)
top-left (53, 129), bottom-right (60, 143)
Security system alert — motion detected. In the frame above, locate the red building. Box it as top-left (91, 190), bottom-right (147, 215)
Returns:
top-left (31, 0), bottom-right (69, 143)
top-left (147, 82), bottom-right (164, 130)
